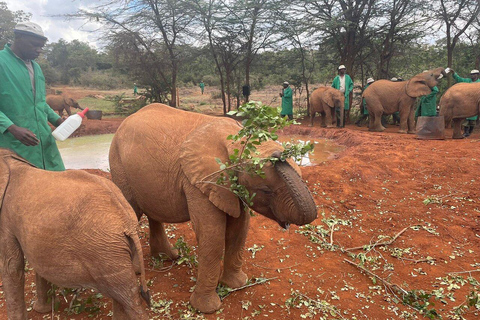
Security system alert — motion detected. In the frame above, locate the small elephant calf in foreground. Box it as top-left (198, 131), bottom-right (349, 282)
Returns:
top-left (0, 149), bottom-right (150, 320)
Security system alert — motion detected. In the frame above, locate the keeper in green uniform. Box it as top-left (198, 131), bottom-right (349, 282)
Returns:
top-left (199, 81), bottom-right (205, 95)
top-left (0, 22), bottom-right (65, 171)
top-left (280, 81), bottom-right (293, 120)
top-left (449, 68), bottom-right (480, 137)
top-left (415, 86), bottom-right (439, 117)
top-left (355, 77), bottom-right (374, 126)
top-left (331, 65), bottom-right (353, 127)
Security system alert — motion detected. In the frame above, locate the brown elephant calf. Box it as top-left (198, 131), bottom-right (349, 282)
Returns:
top-left (46, 94), bottom-right (83, 116)
top-left (309, 87), bottom-right (345, 127)
top-left (0, 149), bottom-right (149, 320)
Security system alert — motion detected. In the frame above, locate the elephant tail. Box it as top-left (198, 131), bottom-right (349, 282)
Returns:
top-left (129, 233), bottom-right (151, 308)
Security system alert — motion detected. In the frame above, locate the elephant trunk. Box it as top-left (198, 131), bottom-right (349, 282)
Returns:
top-left (274, 160), bottom-right (317, 226)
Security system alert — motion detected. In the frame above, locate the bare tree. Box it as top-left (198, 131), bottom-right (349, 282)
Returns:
top-left (435, 0), bottom-right (480, 85)
top-left (73, 0), bottom-right (194, 107)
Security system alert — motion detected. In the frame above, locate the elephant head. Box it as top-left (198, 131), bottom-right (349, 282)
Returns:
top-left (406, 67), bottom-right (445, 98)
top-left (65, 97), bottom-right (83, 110)
top-left (180, 122), bottom-right (317, 228)
top-left (322, 88), bottom-right (345, 111)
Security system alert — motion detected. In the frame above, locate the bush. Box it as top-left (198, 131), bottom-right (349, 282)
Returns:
top-left (78, 70), bottom-right (129, 90)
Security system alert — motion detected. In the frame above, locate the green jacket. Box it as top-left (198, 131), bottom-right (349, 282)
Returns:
top-left (332, 75), bottom-right (353, 110)
top-left (362, 84), bottom-right (370, 115)
top-left (416, 86), bottom-right (438, 117)
top-left (0, 44), bottom-right (64, 171)
top-left (453, 73), bottom-right (480, 120)
top-left (281, 86), bottom-right (293, 115)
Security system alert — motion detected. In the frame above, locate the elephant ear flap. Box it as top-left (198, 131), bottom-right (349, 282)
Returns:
top-left (180, 121), bottom-right (242, 218)
top-left (406, 76), bottom-right (434, 98)
top-left (320, 90), bottom-right (334, 108)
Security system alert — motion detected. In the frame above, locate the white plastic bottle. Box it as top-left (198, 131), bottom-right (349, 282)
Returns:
top-left (52, 108), bottom-right (89, 141)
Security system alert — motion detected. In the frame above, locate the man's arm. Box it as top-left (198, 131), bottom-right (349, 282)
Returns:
top-left (453, 72), bottom-right (470, 83)
top-left (1, 112), bottom-right (39, 146)
top-left (283, 87), bottom-right (293, 98)
top-left (0, 110), bottom-right (14, 134)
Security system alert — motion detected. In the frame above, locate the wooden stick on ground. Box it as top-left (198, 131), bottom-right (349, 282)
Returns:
top-left (345, 225), bottom-right (420, 252)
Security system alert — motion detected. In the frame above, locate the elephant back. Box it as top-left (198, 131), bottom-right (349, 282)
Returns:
top-left (309, 87), bottom-right (329, 112)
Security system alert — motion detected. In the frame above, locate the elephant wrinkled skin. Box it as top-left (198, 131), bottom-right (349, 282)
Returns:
top-left (309, 87), bottom-right (345, 127)
top-left (363, 68), bottom-right (445, 133)
top-left (439, 82), bottom-right (480, 139)
top-left (109, 103), bottom-right (318, 313)
top-left (0, 149), bottom-right (149, 320)
top-left (46, 94), bottom-right (83, 116)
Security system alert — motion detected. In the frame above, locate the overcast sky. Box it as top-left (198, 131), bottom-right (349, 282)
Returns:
top-left (5, 0), bottom-right (102, 48)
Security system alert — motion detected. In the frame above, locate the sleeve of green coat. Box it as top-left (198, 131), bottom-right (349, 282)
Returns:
top-left (453, 73), bottom-right (471, 83)
top-left (283, 87), bottom-right (293, 98)
top-left (331, 76), bottom-right (339, 89)
top-left (0, 111), bottom-right (14, 133)
top-left (431, 86), bottom-right (439, 94)
top-left (347, 75), bottom-right (354, 93)
top-left (44, 103), bottom-right (61, 126)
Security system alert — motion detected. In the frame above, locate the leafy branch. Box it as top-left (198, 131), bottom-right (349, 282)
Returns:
top-left (214, 101), bottom-right (313, 210)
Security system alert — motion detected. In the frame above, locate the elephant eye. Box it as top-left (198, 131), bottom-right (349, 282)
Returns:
top-left (258, 187), bottom-right (273, 195)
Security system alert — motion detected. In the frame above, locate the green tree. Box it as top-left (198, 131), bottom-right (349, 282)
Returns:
top-left (0, 2), bottom-right (31, 48)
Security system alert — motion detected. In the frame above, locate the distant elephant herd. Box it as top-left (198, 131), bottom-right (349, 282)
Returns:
top-left (0, 104), bottom-right (317, 318)
top-left (309, 67), bottom-right (480, 139)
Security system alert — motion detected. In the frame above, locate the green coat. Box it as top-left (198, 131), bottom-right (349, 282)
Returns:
top-left (453, 73), bottom-right (480, 120)
top-left (0, 44), bottom-right (64, 171)
top-left (362, 84), bottom-right (370, 115)
top-left (281, 86), bottom-right (293, 115)
top-left (332, 75), bottom-right (353, 110)
top-left (416, 86), bottom-right (438, 117)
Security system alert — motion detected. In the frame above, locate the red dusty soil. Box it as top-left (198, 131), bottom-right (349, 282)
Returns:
top-left (1, 119), bottom-right (480, 320)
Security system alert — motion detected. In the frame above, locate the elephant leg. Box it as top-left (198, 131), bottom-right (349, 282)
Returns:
top-left (326, 109), bottom-right (335, 128)
top-left (220, 212), bottom-right (250, 289)
top-left (1, 236), bottom-right (27, 320)
top-left (33, 273), bottom-right (53, 313)
top-left (65, 107), bottom-right (72, 116)
top-left (186, 185), bottom-right (226, 313)
top-left (320, 112), bottom-right (327, 127)
top-left (148, 218), bottom-right (179, 260)
top-left (407, 109), bottom-right (416, 134)
top-left (452, 119), bottom-right (464, 139)
top-left (100, 269), bottom-right (148, 320)
top-left (370, 111), bottom-right (384, 132)
top-left (398, 110), bottom-right (408, 133)
top-left (309, 112), bottom-right (315, 127)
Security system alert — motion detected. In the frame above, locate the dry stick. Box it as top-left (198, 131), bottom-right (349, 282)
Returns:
top-left (345, 225), bottom-right (419, 252)
top-left (220, 277), bottom-right (278, 300)
top-left (252, 262), bottom-right (299, 270)
top-left (344, 259), bottom-right (407, 296)
top-left (329, 222), bottom-right (336, 245)
top-left (397, 257), bottom-right (433, 264)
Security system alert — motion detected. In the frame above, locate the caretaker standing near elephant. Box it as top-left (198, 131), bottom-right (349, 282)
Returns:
top-left (0, 22), bottom-right (65, 171)
top-left (355, 77), bottom-right (374, 126)
top-left (450, 68), bottom-right (480, 137)
top-left (415, 86), bottom-right (439, 118)
top-left (280, 81), bottom-right (293, 120)
top-left (331, 65), bottom-right (353, 127)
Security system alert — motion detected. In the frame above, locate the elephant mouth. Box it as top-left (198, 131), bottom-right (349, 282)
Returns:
top-left (278, 221), bottom-right (291, 230)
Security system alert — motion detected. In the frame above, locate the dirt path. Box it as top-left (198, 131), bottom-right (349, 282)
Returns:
top-left (1, 119), bottom-right (479, 319)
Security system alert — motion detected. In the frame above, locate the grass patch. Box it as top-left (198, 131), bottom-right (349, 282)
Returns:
top-left (78, 97), bottom-right (116, 113)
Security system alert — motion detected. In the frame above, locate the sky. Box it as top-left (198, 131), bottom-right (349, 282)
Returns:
top-left (5, 0), bottom-right (102, 48)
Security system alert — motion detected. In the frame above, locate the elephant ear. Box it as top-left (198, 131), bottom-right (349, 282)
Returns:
top-left (406, 76), bottom-right (435, 98)
top-left (320, 89), bottom-right (335, 108)
top-left (180, 120), bottom-right (242, 218)
top-left (0, 149), bottom-right (32, 209)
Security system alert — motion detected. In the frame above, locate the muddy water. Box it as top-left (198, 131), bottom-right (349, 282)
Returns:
top-left (57, 133), bottom-right (344, 170)
top-left (57, 134), bottom-right (114, 170)
top-left (278, 134), bottom-right (345, 166)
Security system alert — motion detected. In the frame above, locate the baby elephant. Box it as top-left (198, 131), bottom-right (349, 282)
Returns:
top-left (0, 148), bottom-right (149, 320)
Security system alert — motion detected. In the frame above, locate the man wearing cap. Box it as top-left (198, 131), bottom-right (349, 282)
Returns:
top-left (331, 65), bottom-right (353, 127)
top-left (279, 81), bottom-right (293, 120)
top-left (449, 68), bottom-right (480, 137)
top-left (355, 78), bottom-right (374, 127)
top-left (0, 22), bottom-right (65, 170)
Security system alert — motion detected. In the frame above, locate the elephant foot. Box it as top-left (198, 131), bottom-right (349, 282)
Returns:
top-left (190, 290), bottom-right (221, 313)
top-left (33, 300), bottom-right (52, 313)
top-left (452, 134), bottom-right (465, 139)
top-left (398, 129), bottom-right (407, 134)
top-left (220, 270), bottom-right (248, 289)
top-left (369, 127), bottom-right (384, 132)
top-left (326, 125), bottom-right (335, 128)
top-left (407, 130), bottom-right (415, 134)
top-left (151, 246), bottom-right (179, 261)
